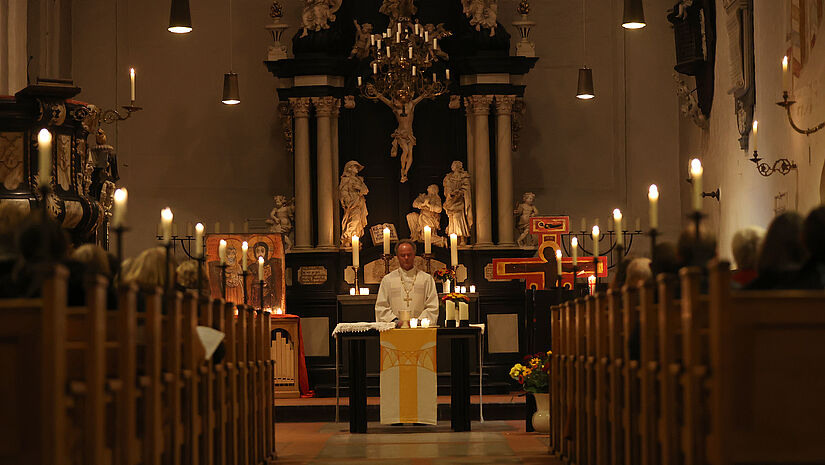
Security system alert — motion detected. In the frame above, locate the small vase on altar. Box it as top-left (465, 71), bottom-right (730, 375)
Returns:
top-left (532, 392), bottom-right (550, 433)
top-left (442, 279), bottom-right (451, 294)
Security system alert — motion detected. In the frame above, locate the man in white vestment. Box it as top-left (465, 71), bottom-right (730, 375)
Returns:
top-left (375, 239), bottom-right (439, 326)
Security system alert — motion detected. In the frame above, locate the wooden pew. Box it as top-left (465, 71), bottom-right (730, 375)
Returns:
top-left (708, 261), bottom-right (825, 465)
top-left (593, 292), bottom-right (610, 465)
top-left (656, 273), bottom-right (682, 465)
top-left (637, 279), bottom-right (659, 465)
top-left (606, 289), bottom-right (624, 465)
top-left (679, 267), bottom-right (710, 465)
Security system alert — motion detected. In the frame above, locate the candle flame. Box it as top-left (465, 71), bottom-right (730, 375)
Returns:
top-left (219, 239), bottom-right (227, 247)
top-left (690, 158), bottom-right (703, 177)
top-left (242, 241), bottom-right (248, 252)
top-left (450, 233), bottom-right (457, 239)
top-left (37, 128), bottom-right (52, 144)
top-left (195, 222), bottom-right (204, 233)
top-left (130, 67), bottom-right (135, 77)
top-left (114, 188), bottom-right (127, 203)
top-left (161, 207), bottom-right (173, 222)
top-left (383, 227), bottom-right (390, 234)
top-left (592, 225), bottom-right (600, 238)
top-left (555, 249), bottom-right (562, 259)
top-left (648, 184), bottom-right (659, 200)
top-left (258, 256), bottom-right (264, 264)
top-left (613, 208), bottom-right (622, 221)
top-left (571, 236), bottom-right (578, 247)
top-left (782, 55), bottom-right (789, 70)
top-left (424, 225), bottom-right (431, 232)
top-left (752, 120), bottom-right (758, 133)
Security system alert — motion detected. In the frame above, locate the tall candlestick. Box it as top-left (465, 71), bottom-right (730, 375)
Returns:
top-left (352, 235), bottom-right (359, 268)
top-left (613, 208), bottom-right (623, 246)
top-left (258, 256), bottom-right (264, 280)
top-left (782, 55), bottom-right (790, 93)
top-left (112, 188), bottom-right (127, 228)
top-left (752, 120), bottom-right (758, 151)
top-left (195, 223), bottom-right (204, 258)
top-left (129, 67), bottom-right (136, 102)
top-left (424, 226), bottom-right (432, 254)
top-left (571, 236), bottom-right (578, 266)
top-left (690, 158), bottom-right (703, 212)
top-left (555, 249), bottom-right (563, 276)
top-left (592, 225), bottom-right (600, 259)
top-left (161, 207), bottom-right (173, 244)
top-left (383, 227), bottom-right (391, 255)
top-left (241, 241), bottom-right (248, 271)
top-left (219, 239), bottom-right (227, 265)
top-left (37, 128), bottom-right (52, 188)
top-left (648, 184), bottom-right (659, 229)
top-left (450, 233), bottom-right (458, 267)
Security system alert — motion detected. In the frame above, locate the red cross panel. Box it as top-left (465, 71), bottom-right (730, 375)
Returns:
top-left (492, 216), bottom-right (608, 290)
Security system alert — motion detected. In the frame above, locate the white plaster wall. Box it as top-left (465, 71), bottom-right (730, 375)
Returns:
top-left (680, 0), bottom-right (825, 261)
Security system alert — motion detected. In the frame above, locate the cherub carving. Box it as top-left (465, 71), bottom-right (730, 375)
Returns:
top-left (515, 192), bottom-right (538, 248)
top-left (461, 0), bottom-right (498, 36)
top-left (350, 20), bottom-right (374, 59)
top-left (300, 0), bottom-right (342, 37)
top-left (266, 195), bottom-right (296, 250)
top-left (423, 23), bottom-right (451, 60)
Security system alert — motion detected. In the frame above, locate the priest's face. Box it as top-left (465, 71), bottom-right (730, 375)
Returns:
top-left (397, 242), bottom-right (416, 271)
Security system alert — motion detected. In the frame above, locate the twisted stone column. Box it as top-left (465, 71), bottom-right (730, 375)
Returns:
top-left (289, 97), bottom-right (312, 249)
top-left (312, 96), bottom-right (337, 249)
top-left (495, 95), bottom-right (516, 246)
top-left (468, 95), bottom-right (494, 246)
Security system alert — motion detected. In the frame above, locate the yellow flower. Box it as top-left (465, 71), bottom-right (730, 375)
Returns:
top-left (547, 350), bottom-right (552, 356)
top-left (530, 358), bottom-right (541, 368)
top-left (523, 367), bottom-right (533, 377)
top-left (509, 364), bottom-right (524, 380)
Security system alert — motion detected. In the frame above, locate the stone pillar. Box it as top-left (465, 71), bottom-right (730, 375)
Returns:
top-left (468, 95), bottom-right (494, 246)
top-left (312, 96), bottom-right (336, 249)
top-left (331, 100), bottom-right (341, 246)
top-left (495, 95), bottom-right (516, 246)
top-left (290, 97), bottom-right (312, 249)
top-left (464, 100), bottom-right (475, 192)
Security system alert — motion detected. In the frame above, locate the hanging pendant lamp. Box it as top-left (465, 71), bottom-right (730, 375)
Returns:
top-left (168, 0), bottom-right (192, 33)
top-left (622, 0), bottom-right (646, 29)
top-left (221, 0), bottom-right (240, 104)
top-left (576, 68), bottom-right (595, 99)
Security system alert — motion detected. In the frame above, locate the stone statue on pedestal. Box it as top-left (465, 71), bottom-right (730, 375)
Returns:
top-left (461, 0), bottom-right (498, 36)
top-left (443, 161), bottom-right (473, 244)
top-left (300, 0), bottom-right (342, 37)
top-left (350, 20), bottom-right (373, 59)
top-left (515, 192), bottom-right (539, 248)
top-left (266, 195), bottom-right (295, 251)
top-left (339, 160), bottom-right (369, 245)
top-left (407, 184), bottom-right (446, 246)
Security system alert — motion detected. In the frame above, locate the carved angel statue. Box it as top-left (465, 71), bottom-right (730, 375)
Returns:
top-left (462, 0), bottom-right (498, 36)
top-left (339, 160), bottom-right (369, 245)
top-left (515, 192), bottom-right (539, 248)
top-left (423, 23), bottom-right (452, 60)
top-left (673, 73), bottom-right (708, 129)
top-left (407, 184), bottom-right (447, 246)
top-left (266, 195), bottom-right (296, 250)
top-left (371, 91), bottom-right (427, 183)
top-left (350, 20), bottom-right (374, 59)
top-left (300, 0), bottom-right (342, 37)
top-left (443, 161), bottom-right (473, 244)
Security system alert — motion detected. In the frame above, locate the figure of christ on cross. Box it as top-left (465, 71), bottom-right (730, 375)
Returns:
top-left (373, 91), bottom-right (427, 183)
top-left (494, 243), bottom-right (606, 289)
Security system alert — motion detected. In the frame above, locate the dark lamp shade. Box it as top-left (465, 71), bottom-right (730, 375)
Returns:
top-left (576, 68), bottom-right (595, 100)
top-left (168, 0), bottom-right (192, 33)
top-left (622, 0), bottom-right (646, 29)
top-left (221, 72), bottom-right (240, 105)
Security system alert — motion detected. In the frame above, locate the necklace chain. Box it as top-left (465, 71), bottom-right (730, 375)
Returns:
top-left (400, 270), bottom-right (417, 307)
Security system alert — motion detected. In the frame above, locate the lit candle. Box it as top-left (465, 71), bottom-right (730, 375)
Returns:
top-left (112, 188), bottom-right (127, 228)
top-left (648, 184), bottom-right (659, 229)
top-left (690, 158), bottom-right (703, 212)
top-left (195, 223), bottom-right (204, 258)
top-left (37, 128), bottom-right (52, 188)
top-left (383, 227), bottom-right (391, 255)
top-left (352, 235), bottom-right (359, 268)
top-left (424, 226), bottom-right (432, 254)
top-left (161, 207), bottom-right (173, 244)
top-left (258, 256), bottom-right (264, 280)
top-left (409, 46), bottom-right (413, 58)
top-left (421, 318), bottom-right (430, 328)
top-left (129, 67), bottom-right (136, 102)
top-left (357, 76), bottom-right (362, 86)
top-left (782, 55), bottom-right (790, 93)
top-left (588, 275), bottom-right (596, 294)
top-left (219, 239), bottom-right (227, 265)
top-left (469, 285), bottom-right (476, 293)
top-left (241, 241), bottom-right (248, 271)
top-left (460, 286), bottom-right (466, 294)
top-left (360, 287), bottom-right (369, 295)
top-left (450, 233), bottom-right (458, 267)
top-left (752, 120), bottom-right (758, 151)
top-left (613, 208), bottom-right (623, 246)
top-left (410, 318), bottom-right (419, 328)
top-left (555, 249), bottom-right (563, 276)
top-left (350, 287), bottom-right (356, 295)
top-left (592, 225), bottom-right (600, 259)
top-left (571, 236), bottom-right (578, 266)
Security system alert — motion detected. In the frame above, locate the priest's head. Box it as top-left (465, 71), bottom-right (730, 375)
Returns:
top-left (395, 239), bottom-right (417, 271)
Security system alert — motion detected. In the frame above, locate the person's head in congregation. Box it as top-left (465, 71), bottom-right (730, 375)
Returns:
top-left (71, 244), bottom-right (112, 277)
top-left (176, 259), bottom-right (209, 296)
top-left (730, 226), bottom-right (765, 288)
top-left (795, 206), bottom-right (825, 289)
top-left (123, 247), bottom-right (178, 291)
top-left (746, 211), bottom-right (805, 290)
top-left (651, 241), bottom-right (680, 276)
top-left (396, 239), bottom-right (417, 271)
top-left (624, 258), bottom-right (652, 288)
top-left (677, 224), bottom-right (717, 269)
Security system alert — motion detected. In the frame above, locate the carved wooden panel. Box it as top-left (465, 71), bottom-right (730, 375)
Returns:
top-left (0, 133), bottom-right (24, 191)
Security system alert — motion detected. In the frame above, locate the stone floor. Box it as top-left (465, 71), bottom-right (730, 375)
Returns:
top-left (272, 420), bottom-right (562, 465)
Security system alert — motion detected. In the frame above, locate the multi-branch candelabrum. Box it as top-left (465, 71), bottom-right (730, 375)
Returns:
top-left (101, 99), bottom-right (142, 124)
top-left (559, 228), bottom-right (642, 272)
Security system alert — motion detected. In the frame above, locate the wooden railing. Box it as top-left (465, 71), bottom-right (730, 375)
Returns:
top-left (0, 265), bottom-right (277, 465)
top-left (549, 260), bottom-right (825, 465)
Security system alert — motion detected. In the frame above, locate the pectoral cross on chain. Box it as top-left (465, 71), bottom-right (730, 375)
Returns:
top-left (403, 294), bottom-right (413, 307)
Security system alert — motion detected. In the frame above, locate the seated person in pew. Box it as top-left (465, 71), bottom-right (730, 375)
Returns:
top-left (795, 206), bottom-right (825, 289)
top-left (375, 239), bottom-right (439, 328)
top-left (70, 244), bottom-right (118, 309)
top-left (10, 212), bottom-right (71, 299)
top-left (746, 212), bottom-right (806, 290)
top-left (676, 225), bottom-right (717, 294)
top-left (177, 259), bottom-right (226, 363)
top-left (651, 241), bottom-right (680, 277)
top-left (730, 226), bottom-right (765, 288)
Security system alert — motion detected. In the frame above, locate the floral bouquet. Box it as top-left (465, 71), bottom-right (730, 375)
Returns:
top-left (433, 267), bottom-right (456, 282)
top-left (440, 292), bottom-right (469, 303)
top-left (509, 350), bottom-right (551, 393)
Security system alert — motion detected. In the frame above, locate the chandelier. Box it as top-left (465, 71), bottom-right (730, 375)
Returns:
top-left (358, 19), bottom-right (451, 116)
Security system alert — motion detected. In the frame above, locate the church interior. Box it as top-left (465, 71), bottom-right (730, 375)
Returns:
top-left (1, 0), bottom-right (824, 463)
